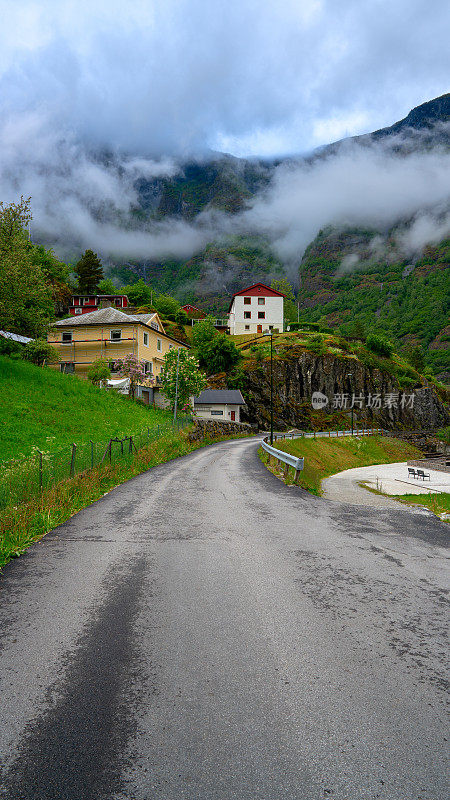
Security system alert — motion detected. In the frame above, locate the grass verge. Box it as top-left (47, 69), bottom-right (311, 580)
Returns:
top-left (259, 435), bottom-right (422, 495)
top-left (0, 428), bottom-right (253, 570)
top-left (390, 492), bottom-right (450, 519)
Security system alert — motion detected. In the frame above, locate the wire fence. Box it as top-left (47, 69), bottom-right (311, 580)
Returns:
top-left (0, 416), bottom-right (193, 511)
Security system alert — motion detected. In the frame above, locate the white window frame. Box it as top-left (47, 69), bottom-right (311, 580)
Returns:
top-left (60, 362), bottom-right (75, 373)
top-left (143, 361), bottom-right (152, 375)
top-left (143, 332), bottom-right (149, 346)
top-left (83, 297), bottom-right (90, 306)
top-left (74, 308), bottom-right (82, 315)
top-left (210, 409), bottom-right (223, 416)
top-left (157, 338), bottom-right (162, 352)
top-left (110, 329), bottom-right (122, 342)
top-left (62, 331), bottom-right (73, 343)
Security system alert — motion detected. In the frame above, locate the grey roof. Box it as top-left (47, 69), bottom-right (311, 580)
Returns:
top-left (0, 330), bottom-right (33, 344)
top-left (52, 308), bottom-right (158, 327)
top-left (193, 389), bottom-right (245, 405)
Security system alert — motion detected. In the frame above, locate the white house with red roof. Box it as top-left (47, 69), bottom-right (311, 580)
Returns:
top-left (227, 282), bottom-right (285, 335)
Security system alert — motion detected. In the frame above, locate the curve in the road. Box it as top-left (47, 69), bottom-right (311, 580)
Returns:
top-left (0, 437), bottom-right (448, 800)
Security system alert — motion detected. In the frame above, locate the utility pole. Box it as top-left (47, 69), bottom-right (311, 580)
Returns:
top-left (173, 347), bottom-right (181, 424)
top-left (347, 372), bottom-right (354, 436)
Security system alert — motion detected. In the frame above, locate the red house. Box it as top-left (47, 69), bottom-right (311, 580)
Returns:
top-left (69, 295), bottom-right (129, 316)
top-left (181, 304), bottom-right (206, 319)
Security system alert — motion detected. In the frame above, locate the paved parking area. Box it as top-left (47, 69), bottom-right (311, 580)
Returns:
top-left (322, 461), bottom-right (450, 510)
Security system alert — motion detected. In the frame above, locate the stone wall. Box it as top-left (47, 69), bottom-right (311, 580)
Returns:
top-left (187, 418), bottom-right (252, 443)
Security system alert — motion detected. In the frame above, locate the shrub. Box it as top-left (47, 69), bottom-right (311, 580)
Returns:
top-left (23, 339), bottom-right (59, 367)
top-left (87, 358), bottom-right (111, 386)
top-left (199, 334), bottom-right (241, 374)
top-left (366, 333), bottom-right (394, 358)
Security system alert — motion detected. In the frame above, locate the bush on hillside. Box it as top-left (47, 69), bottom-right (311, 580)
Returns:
top-left (366, 333), bottom-right (393, 358)
top-left (198, 334), bottom-right (241, 374)
top-left (191, 317), bottom-right (217, 350)
top-left (87, 358), bottom-right (111, 386)
top-left (23, 339), bottom-right (59, 367)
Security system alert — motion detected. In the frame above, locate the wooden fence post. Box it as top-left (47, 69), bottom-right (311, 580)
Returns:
top-left (70, 444), bottom-right (76, 477)
top-left (37, 450), bottom-right (43, 490)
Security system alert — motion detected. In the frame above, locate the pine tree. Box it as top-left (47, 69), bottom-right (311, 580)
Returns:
top-left (74, 250), bottom-right (104, 293)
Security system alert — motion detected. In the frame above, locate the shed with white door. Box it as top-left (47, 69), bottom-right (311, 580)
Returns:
top-left (193, 389), bottom-right (245, 422)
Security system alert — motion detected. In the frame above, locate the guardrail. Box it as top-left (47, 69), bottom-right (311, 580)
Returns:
top-left (261, 428), bottom-right (386, 484)
top-left (273, 428), bottom-right (385, 442)
top-left (261, 438), bottom-right (304, 483)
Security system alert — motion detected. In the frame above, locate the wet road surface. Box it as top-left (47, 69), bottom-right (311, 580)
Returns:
top-left (0, 436), bottom-right (448, 799)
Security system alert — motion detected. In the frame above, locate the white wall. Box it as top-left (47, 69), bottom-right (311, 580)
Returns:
top-left (228, 295), bottom-right (283, 335)
top-left (194, 404), bottom-right (241, 422)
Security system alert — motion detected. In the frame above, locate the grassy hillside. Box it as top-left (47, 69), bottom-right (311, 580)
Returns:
top-left (262, 435), bottom-right (421, 495)
top-left (0, 357), bottom-right (169, 463)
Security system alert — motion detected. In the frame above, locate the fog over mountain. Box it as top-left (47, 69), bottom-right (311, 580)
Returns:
top-left (0, 1), bottom-right (449, 272)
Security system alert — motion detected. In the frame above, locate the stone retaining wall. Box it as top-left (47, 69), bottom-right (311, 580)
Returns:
top-left (187, 418), bottom-right (252, 443)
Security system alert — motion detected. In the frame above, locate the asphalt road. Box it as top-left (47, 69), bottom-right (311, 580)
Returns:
top-left (0, 437), bottom-right (448, 800)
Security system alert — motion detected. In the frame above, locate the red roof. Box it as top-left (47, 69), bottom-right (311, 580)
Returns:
top-left (228, 282), bottom-right (285, 311)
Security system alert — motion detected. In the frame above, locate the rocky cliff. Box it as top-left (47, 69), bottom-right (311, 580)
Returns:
top-left (230, 351), bottom-right (449, 431)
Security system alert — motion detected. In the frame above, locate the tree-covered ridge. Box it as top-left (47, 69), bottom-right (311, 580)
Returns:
top-left (297, 230), bottom-right (450, 378)
top-left (109, 235), bottom-right (285, 315)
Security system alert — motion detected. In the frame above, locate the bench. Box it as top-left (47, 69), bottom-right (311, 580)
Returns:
top-left (416, 469), bottom-right (430, 481)
top-left (408, 467), bottom-right (417, 479)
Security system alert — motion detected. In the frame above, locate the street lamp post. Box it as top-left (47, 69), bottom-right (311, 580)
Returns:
top-left (264, 331), bottom-right (274, 445)
top-left (347, 372), bottom-right (354, 436)
top-left (173, 346), bottom-right (181, 425)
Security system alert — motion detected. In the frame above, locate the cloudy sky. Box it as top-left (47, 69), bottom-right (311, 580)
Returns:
top-left (1, 0), bottom-right (449, 157)
top-left (0, 0), bottom-right (448, 269)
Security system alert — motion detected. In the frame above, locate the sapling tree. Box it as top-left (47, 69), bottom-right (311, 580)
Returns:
top-left (87, 358), bottom-right (111, 386)
top-left (160, 348), bottom-right (207, 412)
top-left (114, 353), bottom-right (151, 399)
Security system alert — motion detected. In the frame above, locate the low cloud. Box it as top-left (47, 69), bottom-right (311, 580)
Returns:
top-left (0, 110), bottom-right (449, 275)
top-left (240, 133), bottom-right (450, 268)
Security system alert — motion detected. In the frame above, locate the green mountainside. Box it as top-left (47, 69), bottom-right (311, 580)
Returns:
top-left (297, 229), bottom-right (450, 378)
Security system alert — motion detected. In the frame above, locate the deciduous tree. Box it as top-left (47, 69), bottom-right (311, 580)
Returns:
top-left (160, 349), bottom-right (206, 412)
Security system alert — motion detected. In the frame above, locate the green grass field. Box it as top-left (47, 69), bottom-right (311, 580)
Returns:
top-left (0, 357), bottom-right (170, 463)
top-left (261, 435), bottom-right (422, 495)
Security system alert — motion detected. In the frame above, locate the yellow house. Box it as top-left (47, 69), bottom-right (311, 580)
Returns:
top-left (48, 308), bottom-right (188, 402)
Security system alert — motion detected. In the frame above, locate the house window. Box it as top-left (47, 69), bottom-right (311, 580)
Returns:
top-left (110, 329), bottom-right (122, 341)
top-left (245, 324), bottom-right (250, 330)
top-left (143, 361), bottom-right (152, 374)
top-left (258, 297), bottom-right (265, 305)
top-left (244, 297), bottom-right (251, 305)
top-left (244, 311), bottom-right (251, 319)
top-left (143, 332), bottom-right (149, 346)
top-left (157, 338), bottom-right (162, 351)
top-left (258, 311), bottom-right (265, 319)
top-left (60, 362), bottom-right (75, 373)
top-left (83, 298), bottom-right (90, 305)
top-left (151, 321), bottom-right (159, 331)
top-left (211, 410), bottom-right (223, 416)
top-left (74, 308), bottom-right (82, 315)
top-left (62, 331), bottom-right (72, 343)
